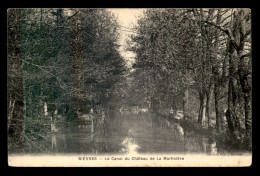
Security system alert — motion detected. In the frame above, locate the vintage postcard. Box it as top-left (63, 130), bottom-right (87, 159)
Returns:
top-left (7, 8), bottom-right (252, 167)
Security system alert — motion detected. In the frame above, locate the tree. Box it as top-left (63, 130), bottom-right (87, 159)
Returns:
top-left (8, 8), bottom-right (126, 152)
top-left (7, 9), bottom-right (25, 149)
top-left (128, 8), bottom-right (251, 144)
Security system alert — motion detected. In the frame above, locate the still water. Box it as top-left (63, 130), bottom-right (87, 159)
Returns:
top-left (49, 111), bottom-right (221, 155)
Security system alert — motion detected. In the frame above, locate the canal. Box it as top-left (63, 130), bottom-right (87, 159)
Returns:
top-left (46, 111), bottom-right (234, 155)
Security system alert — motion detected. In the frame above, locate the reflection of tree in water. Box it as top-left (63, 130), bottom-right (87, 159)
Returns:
top-left (121, 134), bottom-right (140, 154)
top-left (184, 133), bottom-right (218, 154)
top-left (50, 134), bottom-right (67, 153)
top-left (207, 138), bottom-right (217, 155)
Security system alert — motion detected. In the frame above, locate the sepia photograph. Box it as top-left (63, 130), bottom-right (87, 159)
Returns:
top-left (7, 8), bottom-right (252, 167)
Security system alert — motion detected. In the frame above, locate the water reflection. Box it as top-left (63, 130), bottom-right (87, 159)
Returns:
top-left (51, 134), bottom-right (57, 150)
top-left (208, 139), bottom-right (217, 155)
top-left (184, 134), bottom-right (218, 154)
top-left (121, 135), bottom-right (140, 154)
top-left (48, 111), bottom-right (221, 155)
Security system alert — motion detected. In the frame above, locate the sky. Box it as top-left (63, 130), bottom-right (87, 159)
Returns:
top-left (108, 8), bottom-right (145, 67)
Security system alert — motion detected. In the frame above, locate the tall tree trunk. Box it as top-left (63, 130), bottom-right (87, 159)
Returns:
top-left (225, 10), bottom-right (249, 137)
top-left (70, 10), bottom-right (86, 116)
top-left (214, 83), bottom-right (222, 132)
top-left (198, 94), bottom-right (203, 124)
top-left (226, 51), bottom-right (241, 137)
top-left (236, 11), bottom-right (252, 136)
top-left (243, 92), bottom-right (251, 135)
top-left (183, 88), bottom-right (189, 120)
top-left (205, 89), bottom-right (211, 128)
top-left (211, 9), bottom-right (223, 132)
top-left (198, 92), bottom-right (206, 125)
top-left (202, 97), bottom-right (206, 126)
top-left (238, 57), bottom-right (252, 136)
top-left (7, 9), bottom-right (25, 147)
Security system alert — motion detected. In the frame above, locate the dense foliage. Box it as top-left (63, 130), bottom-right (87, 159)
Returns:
top-left (7, 8), bottom-right (126, 152)
top-left (127, 8), bottom-right (251, 149)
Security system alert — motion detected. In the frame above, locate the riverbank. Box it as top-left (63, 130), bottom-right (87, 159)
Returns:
top-left (155, 112), bottom-right (252, 153)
